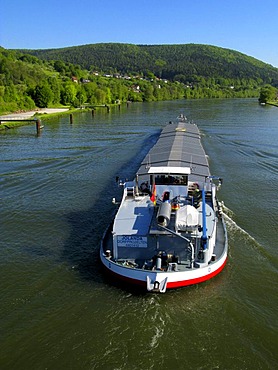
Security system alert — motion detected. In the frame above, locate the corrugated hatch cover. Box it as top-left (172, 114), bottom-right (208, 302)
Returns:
top-left (137, 121), bottom-right (210, 182)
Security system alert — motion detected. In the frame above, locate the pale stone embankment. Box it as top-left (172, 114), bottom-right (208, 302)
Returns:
top-left (0, 108), bottom-right (69, 120)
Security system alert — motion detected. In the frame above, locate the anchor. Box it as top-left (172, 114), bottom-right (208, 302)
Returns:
top-left (146, 275), bottom-right (168, 293)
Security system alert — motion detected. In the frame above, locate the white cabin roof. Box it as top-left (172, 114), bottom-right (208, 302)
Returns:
top-left (147, 166), bottom-right (191, 175)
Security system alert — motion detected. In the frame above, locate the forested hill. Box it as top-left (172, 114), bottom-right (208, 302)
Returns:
top-left (1, 44), bottom-right (277, 116)
top-left (21, 43), bottom-right (278, 85)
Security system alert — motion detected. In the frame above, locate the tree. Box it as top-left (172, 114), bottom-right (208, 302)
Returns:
top-left (33, 82), bottom-right (53, 107)
top-left (3, 84), bottom-right (17, 102)
top-left (74, 89), bottom-right (87, 107)
top-left (47, 77), bottom-right (61, 104)
top-left (95, 88), bottom-right (106, 104)
top-left (141, 83), bottom-right (154, 101)
top-left (53, 60), bottom-right (66, 73)
top-left (61, 82), bottom-right (77, 105)
top-left (259, 85), bottom-right (277, 103)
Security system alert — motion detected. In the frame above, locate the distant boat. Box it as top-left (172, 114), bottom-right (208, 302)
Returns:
top-left (100, 116), bottom-right (228, 293)
top-left (177, 113), bottom-right (187, 121)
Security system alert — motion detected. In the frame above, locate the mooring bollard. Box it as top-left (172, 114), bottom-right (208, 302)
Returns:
top-left (36, 119), bottom-right (41, 135)
top-left (70, 114), bottom-right (73, 124)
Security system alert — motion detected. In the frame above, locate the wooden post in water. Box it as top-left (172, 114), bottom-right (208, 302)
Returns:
top-left (106, 105), bottom-right (110, 113)
top-left (36, 119), bottom-right (41, 135)
top-left (118, 104), bottom-right (121, 110)
top-left (70, 114), bottom-right (73, 124)
top-left (92, 109), bottom-right (95, 117)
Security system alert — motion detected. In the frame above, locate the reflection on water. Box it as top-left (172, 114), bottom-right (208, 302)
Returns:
top-left (0, 100), bottom-right (277, 369)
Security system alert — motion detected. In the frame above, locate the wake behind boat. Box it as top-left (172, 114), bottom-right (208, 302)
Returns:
top-left (100, 115), bottom-right (228, 293)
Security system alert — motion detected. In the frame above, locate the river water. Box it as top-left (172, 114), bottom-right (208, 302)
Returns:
top-left (0, 99), bottom-right (277, 369)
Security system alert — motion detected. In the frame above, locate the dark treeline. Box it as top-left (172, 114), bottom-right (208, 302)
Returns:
top-left (22, 43), bottom-right (278, 85)
top-left (1, 43), bottom-right (278, 115)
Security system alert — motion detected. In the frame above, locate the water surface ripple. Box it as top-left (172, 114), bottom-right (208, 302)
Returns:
top-left (0, 100), bottom-right (277, 369)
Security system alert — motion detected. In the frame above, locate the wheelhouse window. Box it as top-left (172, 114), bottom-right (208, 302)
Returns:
top-left (154, 175), bottom-right (188, 185)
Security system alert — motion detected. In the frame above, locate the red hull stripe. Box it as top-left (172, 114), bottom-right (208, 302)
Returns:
top-left (103, 258), bottom-right (227, 290)
top-left (166, 259), bottom-right (227, 289)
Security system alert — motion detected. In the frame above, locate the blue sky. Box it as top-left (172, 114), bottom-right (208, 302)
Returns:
top-left (1, 0), bottom-right (278, 67)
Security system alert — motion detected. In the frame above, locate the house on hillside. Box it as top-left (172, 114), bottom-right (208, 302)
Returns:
top-left (131, 85), bottom-right (140, 93)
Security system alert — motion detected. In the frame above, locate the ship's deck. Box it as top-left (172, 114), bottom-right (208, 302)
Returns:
top-left (102, 214), bottom-right (227, 272)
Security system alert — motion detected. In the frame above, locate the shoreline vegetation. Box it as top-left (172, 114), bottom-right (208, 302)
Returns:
top-left (0, 99), bottom-right (277, 132)
top-left (266, 101), bottom-right (278, 107)
top-left (1, 44), bottom-right (277, 130)
top-left (0, 104), bottom-right (120, 131)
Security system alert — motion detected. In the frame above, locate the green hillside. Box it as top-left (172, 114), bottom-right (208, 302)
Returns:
top-left (1, 43), bottom-right (278, 115)
top-left (0, 47), bottom-right (185, 115)
top-left (21, 43), bottom-right (278, 85)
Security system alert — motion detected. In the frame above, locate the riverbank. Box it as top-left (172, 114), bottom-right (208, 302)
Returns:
top-left (0, 105), bottom-right (120, 131)
top-left (0, 108), bottom-right (69, 120)
top-left (267, 101), bottom-right (278, 107)
top-left (0, 108), bottom-right (72, 131)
